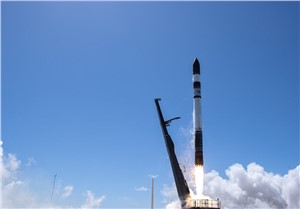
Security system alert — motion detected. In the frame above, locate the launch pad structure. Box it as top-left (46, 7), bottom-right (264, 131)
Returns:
top-left (191, 199), bottom-right (221, 209)
top-left (154, 58), bottom-right (221, 209)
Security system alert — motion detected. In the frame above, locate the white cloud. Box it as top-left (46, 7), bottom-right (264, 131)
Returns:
top-left (282, 166), bottom-right (300, 208)
top-left (81, 190), bottom-right (105, 208)
top-left (26, 157), bottom-right (37, 167)
top-left (203, 163), bottom-right (300, 209)
top-left (0, 140), bottom-right (106, 208)
top-left (161, 183), bottom-right (178, 202)
top-left (62, 185), bottom-right (74, 198)
top-left (2, 153), bottom-right (21, 181)
top-left (161, 183), bottom-right (181, 209)
top-left (161, 162), bottom-right (300, 209)
top-left (1, 151), bottom-right (37, 208)
top-left (165, 199), bottom-right (181, 209)
top-left (135, 186), bottom-right (148, 192)
top-left (0, 147), bottom-right (41, 208)
top-left (161, 127), bottom-right (300, 209)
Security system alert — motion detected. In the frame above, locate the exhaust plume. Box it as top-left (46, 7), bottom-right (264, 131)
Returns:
top-left (194, 166), bottom-right (204, 198)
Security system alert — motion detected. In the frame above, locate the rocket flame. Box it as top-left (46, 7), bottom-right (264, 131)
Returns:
top-left (195, 165), bottom-right (204, 198)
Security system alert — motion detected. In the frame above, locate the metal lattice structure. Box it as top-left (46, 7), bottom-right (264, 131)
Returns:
top-left (190, 199), bottom-right (221, 209)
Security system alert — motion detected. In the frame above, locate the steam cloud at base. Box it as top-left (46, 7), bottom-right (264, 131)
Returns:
top-left (204, 163), bottom-right (299, 209)
top-left (162, 162), bottom-right (300, 209)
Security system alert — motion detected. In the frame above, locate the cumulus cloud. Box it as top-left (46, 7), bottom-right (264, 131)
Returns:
top-left (2, 153), bottom-right (21, 181)
top-left (161, 162), bottom-right (300, 209)
top-left (81, 190), bottom-right (105, 208)
top-left (2, 151), bottom-right (38, 208)
top-left (26, 157), bottom-right (37, 167)
top-left (1, 140), bottom-right (105, 208)
top-left (62, 185), bottom-right (74, 198)
top-left (135, 186), bottom-right (148, 192)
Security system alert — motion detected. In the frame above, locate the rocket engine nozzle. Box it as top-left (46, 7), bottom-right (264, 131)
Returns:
top-left (195, 151), bottom-right (203, 166)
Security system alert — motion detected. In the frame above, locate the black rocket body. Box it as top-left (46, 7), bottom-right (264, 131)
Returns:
top-left (193, 58), bottom-right (203, 166)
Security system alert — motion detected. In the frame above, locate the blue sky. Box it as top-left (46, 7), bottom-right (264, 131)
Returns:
top-left (2, 2), bottom-right (299, 208)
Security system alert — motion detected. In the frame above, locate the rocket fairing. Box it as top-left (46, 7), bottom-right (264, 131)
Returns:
top-left (193, 58), bottom-right (203, 166)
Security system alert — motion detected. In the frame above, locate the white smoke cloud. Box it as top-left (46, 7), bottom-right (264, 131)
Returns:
top-left (204, 163), bottom-right (300, 209)
top-left (161, 162), bottom-right (300, 209)
top-left (163, 127), bottom-right (300, 209)
top-left (135, 186), bottom-right (148, 192)
top-left (165, 200), bottom-right (181, 209)
top-left (281, 167), bottom-right (300, 208)
top-left (161, 183), bottom-right (178, 201)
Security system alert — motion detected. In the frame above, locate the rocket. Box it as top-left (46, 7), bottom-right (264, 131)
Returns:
top-left (193, 58), bottom-right (203, 166)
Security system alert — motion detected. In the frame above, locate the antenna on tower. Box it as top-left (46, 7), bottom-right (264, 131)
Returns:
top-left (51, 174), bottom-right (57, 201)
